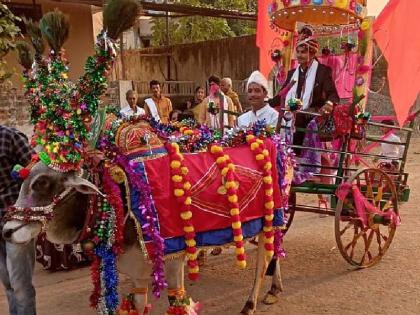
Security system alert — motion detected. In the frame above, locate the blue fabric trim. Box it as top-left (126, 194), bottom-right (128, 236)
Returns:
top-left (163, 209), bottom-right (284, 255)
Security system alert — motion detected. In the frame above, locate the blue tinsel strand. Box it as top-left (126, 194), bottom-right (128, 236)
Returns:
top-left (95, 244), bottom-right (119, 314)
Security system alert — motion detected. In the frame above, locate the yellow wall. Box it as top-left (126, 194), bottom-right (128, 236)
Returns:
top-left (5, 0), bottom-right (95, 87)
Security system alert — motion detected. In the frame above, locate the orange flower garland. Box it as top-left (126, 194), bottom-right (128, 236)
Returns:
top-left (166, 142), bottom-right (199, 281)
top-left (210, 144), bottom-right (247, 269)
top-left (246, 135), bottom-right (275, 259)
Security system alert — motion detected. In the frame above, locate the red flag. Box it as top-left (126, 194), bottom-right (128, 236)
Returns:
top-left (373, 0), bottom-right (420, 126)
top-left (257, 0), bottom-right (280, 78)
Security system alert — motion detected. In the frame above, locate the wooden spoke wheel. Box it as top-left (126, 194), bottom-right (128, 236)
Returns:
top-left (335, 168), bottom-right (399, 268)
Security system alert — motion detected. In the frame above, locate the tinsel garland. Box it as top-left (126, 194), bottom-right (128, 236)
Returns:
top-left (104, 116), bottom-right (275, 154)
top-left (103, 167), bottom-right (125, 254)
top-left (114, 154), bottom-right (167, 298)
top-left (166, 142), bottom-right (199, 280)
top-left (272, 134), bottom-right (296, 209)
top-left (20, 31), bottom-right (117, 172)
top-left (90, 256), bottom-right (102, 308)
top-left (209, 144), bottom-right (246, 269)
top-left (95, 244), bottom-right (119, 314)
top-left (273, 229), bottom-right (286, 260)
top-left (246, 135), bottom-right (275, 259)
top-left (77, 32), bottom-right (117, 119)
top-left (30, 50), bottom-right (85, 169)
top-left (87, 166), bottom-right (126, 314)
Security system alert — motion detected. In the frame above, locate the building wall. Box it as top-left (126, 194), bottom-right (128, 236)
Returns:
top-left (4, 0), bottom-right (95, 87)
top-left (122, 35), bottom-right (258, 83)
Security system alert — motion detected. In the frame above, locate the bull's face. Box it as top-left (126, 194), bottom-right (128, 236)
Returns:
top-left (2, 162), bottom-right (100, 245)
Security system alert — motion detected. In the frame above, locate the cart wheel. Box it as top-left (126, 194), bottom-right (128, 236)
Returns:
top-left (335, 168), bottom-right (399, 268)
top-left (283, 192), bottom-right (296, 234)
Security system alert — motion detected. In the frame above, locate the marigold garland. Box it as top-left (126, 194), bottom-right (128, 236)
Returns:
top-left (246, 135), bottom-right (275, 259)
top-left (166, 142), bottom-right (199, 281)
top-left (209, 144), bottom-right (246, 269)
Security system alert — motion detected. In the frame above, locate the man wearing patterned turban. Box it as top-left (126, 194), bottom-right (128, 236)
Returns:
top-left (270, 25), bottom-right (339, 151)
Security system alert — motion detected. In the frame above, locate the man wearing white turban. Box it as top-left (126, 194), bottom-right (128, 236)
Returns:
top-left (237, 70), bottom-right (279, 128)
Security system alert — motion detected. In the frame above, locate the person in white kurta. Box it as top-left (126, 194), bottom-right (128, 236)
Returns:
top-left (120, 90), bottom-right (145, 118)
top-left (238, 70), bottom-right (279, 128)
top-left (378, 120), bottom-right (403, 167)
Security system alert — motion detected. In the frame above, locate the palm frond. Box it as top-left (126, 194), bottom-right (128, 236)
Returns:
top-left (23, 18), bottom-right (45, 56)
top-left (15, 41), bottom-right (34, 70)
top-left (39, 9), bottom-right (70, 52)
top-left (103, 0), bottom-right (139, 40)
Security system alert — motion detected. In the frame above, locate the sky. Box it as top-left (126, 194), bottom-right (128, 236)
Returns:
top-left (367, 0), bottom-right (389, 16)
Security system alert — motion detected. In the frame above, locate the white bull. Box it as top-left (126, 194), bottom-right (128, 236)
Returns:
top-left (2, 162), bottom-right (284, 314)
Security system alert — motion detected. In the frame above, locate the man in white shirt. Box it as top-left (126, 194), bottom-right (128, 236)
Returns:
top-left (238, 70), bottom-right (279, 128)
top-left (120, 90), bottom-right (145, 118)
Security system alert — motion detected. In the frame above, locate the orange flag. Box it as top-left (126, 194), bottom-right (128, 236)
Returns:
top-left (373, 0), bottom-right (420, 126)
top-left (256, 0), bottom-right (279, 78)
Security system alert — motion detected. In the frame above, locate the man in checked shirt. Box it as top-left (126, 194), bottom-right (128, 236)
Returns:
top-left (0, 125), bottom-right (36, 315)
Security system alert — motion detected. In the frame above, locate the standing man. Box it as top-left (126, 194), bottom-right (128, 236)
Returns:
top-left (200, 75), bottom-right (235, 129)
top-left (220, 77), bottom-right (243, 113)
top-left (144, 80), bottom-right (173, 124)
top-left (0, 125), bottom-right (36, 315)
top-left (238, 70), bottom-right (279, 128)
top-left (120, 90), bottom-right (145, 118)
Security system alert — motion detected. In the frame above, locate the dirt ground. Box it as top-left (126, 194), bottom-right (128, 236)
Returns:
top-left (1, 139), bottom-right (420, 315)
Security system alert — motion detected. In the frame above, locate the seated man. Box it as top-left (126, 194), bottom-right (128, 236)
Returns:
top-left (270, 25), bottom-right (340, 150)
top-left (238, 70), bottom-right (279, 128)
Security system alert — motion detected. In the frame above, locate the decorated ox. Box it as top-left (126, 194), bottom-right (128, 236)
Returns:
top-left (3, 118), bottom-right (287, 314)
top-left (1, 1), bottom-right (289, 314)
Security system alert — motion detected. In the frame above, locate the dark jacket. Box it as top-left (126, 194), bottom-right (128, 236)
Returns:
top-left (269, 63), bottom-right (339, 109)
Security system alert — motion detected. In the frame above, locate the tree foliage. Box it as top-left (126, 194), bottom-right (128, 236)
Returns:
top-left (151, 0), bottom-right (255, 47)
top-left (0, 3), bottom-right (21, 82)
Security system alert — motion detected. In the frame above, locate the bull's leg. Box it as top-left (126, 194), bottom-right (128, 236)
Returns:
top-left (262, 258), bottom-right (283, 305)
top-left (165, 256), bottom-right (200, 314)
top-left (165, 256), bottom-right (186, 304)
top-left (118, 245), bottom-right (151, 313)
top-left (240, 232), bottom-right (268, 315)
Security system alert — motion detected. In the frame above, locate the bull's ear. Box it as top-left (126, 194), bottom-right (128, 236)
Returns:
top-left (65, 175), bottom-right (104, 196)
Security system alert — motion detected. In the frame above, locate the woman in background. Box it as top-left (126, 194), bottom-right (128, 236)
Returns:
top-left (186, 86), bottom-right (206, 123)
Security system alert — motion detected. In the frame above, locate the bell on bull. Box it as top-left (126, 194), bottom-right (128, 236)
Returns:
top-left (2, 2), bottom-right (288, 315)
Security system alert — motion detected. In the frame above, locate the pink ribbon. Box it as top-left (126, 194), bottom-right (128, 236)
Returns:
top-left (336, 183), bottom-right (400, 228)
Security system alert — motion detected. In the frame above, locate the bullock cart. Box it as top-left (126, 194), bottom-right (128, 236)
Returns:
top-left (266, 0), bottom-right (415, 268)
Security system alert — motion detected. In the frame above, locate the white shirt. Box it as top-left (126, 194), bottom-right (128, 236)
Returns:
top-left (120, 105), bottom-right (146, 118)
top-left (380, 133), bottom-right (403, 161)
top-left (237, 104), bottom-right (279, 128)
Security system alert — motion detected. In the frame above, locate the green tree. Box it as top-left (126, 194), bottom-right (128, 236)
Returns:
top-left (0, 4), bottom-right (21, 82)
top-left (150, 0), bottom-right (255, 47)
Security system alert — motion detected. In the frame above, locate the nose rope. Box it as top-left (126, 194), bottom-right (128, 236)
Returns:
top-left (3, 187), bottom-right (75, 226)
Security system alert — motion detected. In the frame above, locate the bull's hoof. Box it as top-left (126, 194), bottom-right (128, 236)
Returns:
top-left (240, 301), bottom-right (255, 315)
top-left (262, 292), bottom-right (278, 305)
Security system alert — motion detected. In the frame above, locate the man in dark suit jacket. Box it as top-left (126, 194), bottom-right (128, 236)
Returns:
top-left (269, 27), bottom-right (339, 151)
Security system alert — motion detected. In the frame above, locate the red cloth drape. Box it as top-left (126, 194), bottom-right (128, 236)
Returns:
top-left (373, 0), bottom-right (420, 126)
top-left (257, 0), bottom-right (280, 78)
